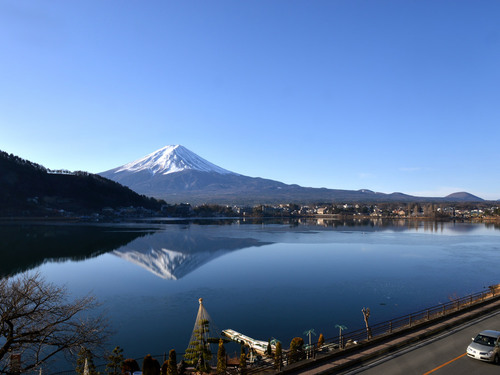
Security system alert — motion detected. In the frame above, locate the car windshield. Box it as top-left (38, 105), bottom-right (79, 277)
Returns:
top-left (473, 334), bottom-right (496, 347)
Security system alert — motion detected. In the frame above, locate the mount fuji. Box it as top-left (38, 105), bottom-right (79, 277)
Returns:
top-left (100, 145), bottom-right (306, 204)
top-left (110, 145), bottom-right (235, 177)
top-left (99, 145), bottom-right (483, 205)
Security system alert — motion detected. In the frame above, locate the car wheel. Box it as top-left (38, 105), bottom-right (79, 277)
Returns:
top-left (494, 354), bottom-right (500, 365)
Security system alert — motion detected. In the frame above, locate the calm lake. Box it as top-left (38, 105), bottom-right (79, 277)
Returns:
top-left (2, 219), bottom-right (500, 370)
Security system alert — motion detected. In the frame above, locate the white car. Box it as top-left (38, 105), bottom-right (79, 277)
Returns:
top-left (466, 330), bottom-right (500, 364)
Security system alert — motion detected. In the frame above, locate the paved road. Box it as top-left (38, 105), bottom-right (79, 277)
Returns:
top-left (340, 310), bottom-right (500, 375)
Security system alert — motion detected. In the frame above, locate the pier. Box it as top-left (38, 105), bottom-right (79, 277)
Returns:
top-left (222, 329), bottom-right (275, 355)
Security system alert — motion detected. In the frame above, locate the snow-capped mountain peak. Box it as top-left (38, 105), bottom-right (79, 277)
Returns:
top-left (114, 145), bottom-right (234, 176)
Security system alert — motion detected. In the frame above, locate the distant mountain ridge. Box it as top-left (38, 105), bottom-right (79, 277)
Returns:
top-left (445, 192), bottom-right (483, 201)
top-left (0, 150), bottom-right (162, 215)
top-left (99, 145), bottom-right (486, 205)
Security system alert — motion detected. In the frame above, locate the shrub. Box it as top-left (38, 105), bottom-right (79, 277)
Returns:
top-left (318, 333), bottom-right (325, 348)
top-left (122, 358), bottom-right (140, 373)
top-left (143, 354), bottom-right (161, 375)
top-left (289, 337), bottom-right (304, 363)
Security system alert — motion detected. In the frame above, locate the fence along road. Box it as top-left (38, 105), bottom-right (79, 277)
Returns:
top-left (272, 285), bottom-right (500, 375)
top-left (341, 308), bottom-right (500, 375)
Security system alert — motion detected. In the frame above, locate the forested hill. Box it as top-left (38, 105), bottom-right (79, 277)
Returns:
top-left (0, 151), bottom-right (163, 216)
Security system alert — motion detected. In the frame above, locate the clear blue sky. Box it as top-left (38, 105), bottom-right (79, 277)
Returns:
top-left (1, 1), bottom-right (499, 200)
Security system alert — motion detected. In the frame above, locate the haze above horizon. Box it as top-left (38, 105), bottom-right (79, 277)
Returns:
top-left (1, 1), bottom-right (499, 200)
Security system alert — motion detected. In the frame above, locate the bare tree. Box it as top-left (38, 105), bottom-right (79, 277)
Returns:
top-left (361, 307), bottom-right (372, 340)
top-left (0, 272), bottom-right (108, 373)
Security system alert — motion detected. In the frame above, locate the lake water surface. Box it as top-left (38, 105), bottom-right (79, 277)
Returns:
top-left (2, 219), bottom-right (500, 369)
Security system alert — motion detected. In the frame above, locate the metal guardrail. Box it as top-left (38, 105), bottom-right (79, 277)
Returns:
top-left (245, 284), bottom-right (500, 373)
top-left (330, 285), bottom-right (500, 347)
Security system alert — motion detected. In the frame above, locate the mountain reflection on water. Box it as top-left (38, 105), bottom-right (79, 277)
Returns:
top-left (112, 226), bottom-right (271, 280)
top-left (111, 218), bottom-right (497, 280)
top-left (0, 223), bottom-right (151, 277)
top-left (1, 218), bottom-right (496, 280)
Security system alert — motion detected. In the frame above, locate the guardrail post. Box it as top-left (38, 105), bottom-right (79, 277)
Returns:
top-left (409, 314), bottom-right (412, 327)
top-left (389, 321), bottom-right (392, 333)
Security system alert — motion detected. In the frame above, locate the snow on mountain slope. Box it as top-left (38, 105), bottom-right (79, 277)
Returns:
top-left (113, 145), bottom-right (235, 176)
top-left (113, 246), bottom-right (226, 280)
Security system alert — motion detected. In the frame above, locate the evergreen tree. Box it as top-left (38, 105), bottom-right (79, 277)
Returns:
top-left (239, 351), bottom-right (247, 375)
top-left (216, 339), bottom-right (226, 374)
top-left (105, 346), bottom-right (124, 375)
top-left (75, 347), bottom-right (97, 375)
top-left (266, 340), bottom-right (272, 356)
top-left (274, 341), bottom-right (283, 370)
top-left (167, 349), bottom-right (178, 375)
top-left (184, 318), bottom-right (212, 373)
